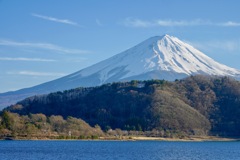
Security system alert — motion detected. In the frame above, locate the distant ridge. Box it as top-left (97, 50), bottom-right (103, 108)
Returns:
top-left (1, 34), bottom-right (240, 109)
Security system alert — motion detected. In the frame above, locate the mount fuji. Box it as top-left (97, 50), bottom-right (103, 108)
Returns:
top-left (1, 34), bottom-right (240, 109)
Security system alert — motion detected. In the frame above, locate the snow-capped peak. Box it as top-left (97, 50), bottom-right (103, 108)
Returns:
top-left (72, 34), bottom-right (240, 82)
top-left (1, 34), bottom-right (240, 109)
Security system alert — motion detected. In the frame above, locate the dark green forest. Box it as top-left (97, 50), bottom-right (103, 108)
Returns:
top-left (4, 75), bottom-right (240, 138)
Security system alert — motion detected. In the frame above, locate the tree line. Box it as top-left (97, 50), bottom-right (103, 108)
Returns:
top-left (5, 75), bottom-right (240, 137)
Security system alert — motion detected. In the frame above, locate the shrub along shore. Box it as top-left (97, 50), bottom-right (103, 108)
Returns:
top-left (0, 111), bottom-right (238, 141)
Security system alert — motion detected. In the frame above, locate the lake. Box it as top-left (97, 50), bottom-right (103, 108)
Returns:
top-left (0, 140), bottom-right (239, 160)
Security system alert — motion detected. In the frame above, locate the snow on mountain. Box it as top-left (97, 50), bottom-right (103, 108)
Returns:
top-left (1, 34), bottom-right (240, 109)
top-left (66, 34), bottom-right (240, 84)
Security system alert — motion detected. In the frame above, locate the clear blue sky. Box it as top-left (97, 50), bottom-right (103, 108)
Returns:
top-left (1, 0), bottom-right (240, 93)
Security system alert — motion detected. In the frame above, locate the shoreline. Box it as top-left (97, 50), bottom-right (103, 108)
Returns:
top-left (129, 136), bottom-right (239, 142)
top-left (1, 136), bottom-right (239, 142)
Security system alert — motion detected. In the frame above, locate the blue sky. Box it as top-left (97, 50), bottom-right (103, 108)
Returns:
top-left (1, 0), bottom-right (240, 93)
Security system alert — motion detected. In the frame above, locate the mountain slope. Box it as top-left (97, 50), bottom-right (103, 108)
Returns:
top-left (1, 34), bottom-right (240, 109)
top-left (7, 76), bottom-right (240, 137)
top-left (6, 78), bottom-right (212, 135)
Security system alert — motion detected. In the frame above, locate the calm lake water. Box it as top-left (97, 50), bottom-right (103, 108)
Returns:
top-left (0, 140), bottom-right (239, 160)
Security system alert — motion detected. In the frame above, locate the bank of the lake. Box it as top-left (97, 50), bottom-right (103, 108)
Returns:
top-left (129, 136), bottom-right (239, 142)
top-left (2, 135), bottom-right (239, 142)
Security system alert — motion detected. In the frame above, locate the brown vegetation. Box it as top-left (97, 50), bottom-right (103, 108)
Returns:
top-left (4, 75), bottom-right (240, 138)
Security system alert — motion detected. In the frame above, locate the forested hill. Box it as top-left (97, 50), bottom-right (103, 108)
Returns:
top-left (6, 75), bottom-right (240, 137)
